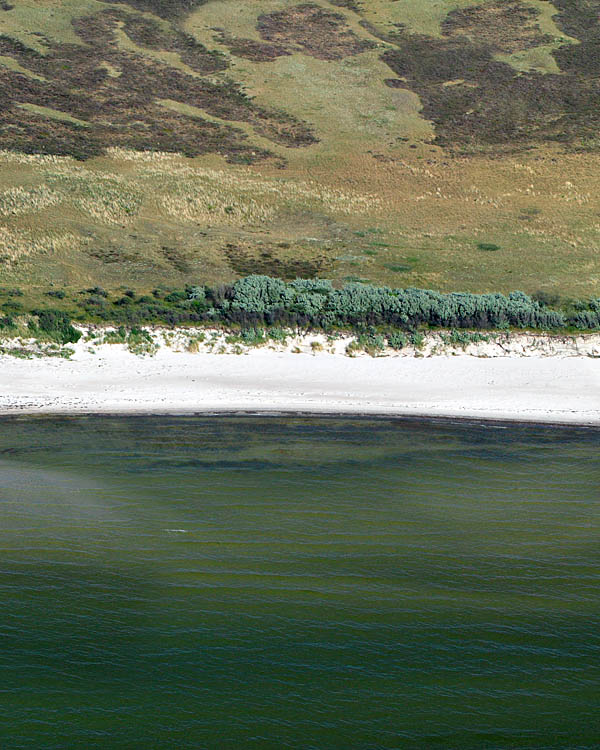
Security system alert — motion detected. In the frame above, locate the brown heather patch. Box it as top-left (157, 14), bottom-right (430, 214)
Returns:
top-left (327, 0), bottom-right (362, 11)
top-left (442, 1), bottom-right (554, 55)
top-left (86, 244), bottom-right (145, 266)
top-left (549, 0), bottom-right (600, 41)
top-left (218, 3), bottom-right (374, 64)
top-left (257, 3), bottom-right (375, 61)
top-left (118, 10), bottom-right (226, 73)
top-left (161, 245), bottom-right (192, 274)
top-left (213, 31), bottom-right (291, 63)
top-left (109, 0), bottom-right (207, 22)
top-left (381, 13), bottom-right (600, 154)
top-left (0, 9), bottom-right (316, 160)
top-left (225, 242), bottom-right (334, 279)
top-left (0, 104), bottom-right (103, 160)
top-left (551, 0), bottom-right (600, 77)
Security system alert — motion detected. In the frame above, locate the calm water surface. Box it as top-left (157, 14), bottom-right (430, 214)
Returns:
top-left (0, 416), bottom-right (598, 749)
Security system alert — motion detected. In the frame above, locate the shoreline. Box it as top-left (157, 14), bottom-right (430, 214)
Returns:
top-left (0, 327), bottom-right (598, 426)
top-left (2, 409), bottom-right (599, 431)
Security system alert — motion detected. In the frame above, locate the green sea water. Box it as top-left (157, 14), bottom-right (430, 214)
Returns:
top-left (0, 416), bottom-right (598, 749)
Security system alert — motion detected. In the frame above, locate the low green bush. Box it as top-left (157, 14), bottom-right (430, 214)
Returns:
top-left (387, 331), bottom-right (408, 350)
top-left (410, 331), bottom-right (425, 349)
top-left (34, 309), bottom-right (81, 344)
top-left (127, 328), bottom-right (157, 356)
top-left (104, 326), bottom-right (127, 344)
top-left (346, 332), bottom-right (386, 357)
top-left (240, 328), bottom-right (267, 346)
top-left (441, 329), bottom-right (490, 347)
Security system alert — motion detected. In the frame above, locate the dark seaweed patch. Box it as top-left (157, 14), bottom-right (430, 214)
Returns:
top-left (257, 3), bottom-right (374, 60)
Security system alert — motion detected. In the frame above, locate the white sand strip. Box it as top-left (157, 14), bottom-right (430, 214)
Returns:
top-left (0, 330), bottom-right (598, 424)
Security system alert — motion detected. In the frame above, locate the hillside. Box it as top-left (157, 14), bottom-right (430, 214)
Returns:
top-left (0, 0), bottom-right (599, 299)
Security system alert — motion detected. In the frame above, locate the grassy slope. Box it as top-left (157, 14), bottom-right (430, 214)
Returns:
top-left (0, 0), bottom-right (598, 299)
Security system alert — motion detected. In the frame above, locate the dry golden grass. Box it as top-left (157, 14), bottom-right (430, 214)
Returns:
top-left (0, 186), bottom-right (63, 217)
top-left (0, 225), bottom-right (81, 263)
top-left (1, 143), bottom-right (600, 295)
top-left (61, 175), bottom-right (143, 226)
top-left (0, 149), bottom-right (380, 230)
top-left (151, 164), bottom-right (381, 226)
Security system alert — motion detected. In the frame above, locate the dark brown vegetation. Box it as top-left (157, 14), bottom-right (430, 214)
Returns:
top-left (225, 242), bottom-right (334, 279)
top-left (86, 244), bottom-right (145, 266)
top-left (109, 0), bottom-right (207, 22)
top-left (550, 0), bottom-right (600, 40)
top-left (218, 3), bottom-right (373, 64)
top-left (161, 246), bottom-right (192, 274)
top-left (213, 31), bottom-right (291, 63)
top-left (0, 8), bottom-right (316, 160)
top-left (381, 0), bottom-right (600, 153)
top-left (442, 0), bottom-right (554, 54)
top-left (327, 0), bottom-right (362, 10)
top-left (118, 11), bottom-right (226, 73)
top-left (551, 0), bottom-right (600, 76)
top-left (257, 3), bottom-right (375, 60)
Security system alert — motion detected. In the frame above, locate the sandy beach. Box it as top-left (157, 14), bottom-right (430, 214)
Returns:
top-left (0, 328), bottom-right (598, 424)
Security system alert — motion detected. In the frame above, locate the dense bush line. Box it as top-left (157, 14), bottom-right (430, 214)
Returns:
top-left (222, 277), bottom-right (572, 329)
top-left (158, 276), bottom-right (598, 332)
top-left (2, 276), bottom-right (600, 335)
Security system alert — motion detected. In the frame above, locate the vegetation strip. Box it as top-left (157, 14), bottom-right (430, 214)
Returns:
top-left (1, 277), bottom-right (599, 353)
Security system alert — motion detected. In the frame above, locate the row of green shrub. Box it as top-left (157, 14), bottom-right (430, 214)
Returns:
top-left (219, 277), bottom-right (585, 330)
top-left (67, 277), bottom-right (600, 331)
top-left (2, 276), bottom-right (600, 336)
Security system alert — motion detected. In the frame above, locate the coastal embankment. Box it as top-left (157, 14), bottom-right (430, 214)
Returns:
top-left (0, 328), bottom-right (598, 424)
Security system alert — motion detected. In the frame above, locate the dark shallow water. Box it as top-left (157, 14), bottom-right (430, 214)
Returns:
top-left (0, 416), bottom-right (598, 749)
